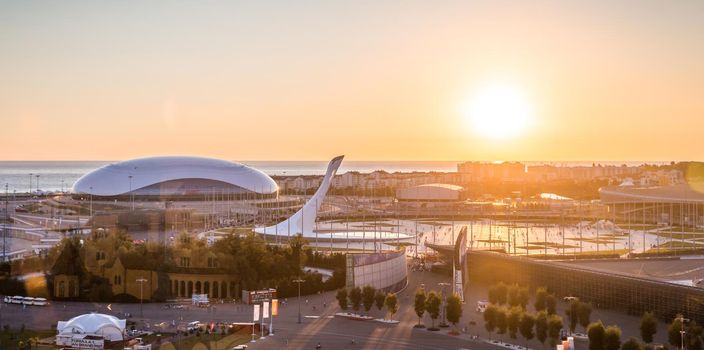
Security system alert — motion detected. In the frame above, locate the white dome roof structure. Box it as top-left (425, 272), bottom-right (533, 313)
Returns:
top-left (56, 313), bottom-right (126, 341)
top-left (72, 156), bottom-right (278, 198)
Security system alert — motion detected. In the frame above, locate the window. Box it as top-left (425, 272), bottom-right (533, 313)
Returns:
top-left (207, 257), bottom-right (218, 268)
top-left (180, 257), bottom-right (191, 267)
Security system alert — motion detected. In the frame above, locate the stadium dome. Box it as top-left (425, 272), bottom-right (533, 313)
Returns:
top-left (56, 313), bottom-right (126, 341)
top-left (72, 156), bottom-right (278, 200)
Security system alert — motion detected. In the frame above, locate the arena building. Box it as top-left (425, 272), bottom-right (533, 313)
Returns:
top-left (72, 156), bottom-right (278, 201)
top-left (599, 183), bottom-right (704, 227)
top-left (395, 183), bottom-right (466, 202)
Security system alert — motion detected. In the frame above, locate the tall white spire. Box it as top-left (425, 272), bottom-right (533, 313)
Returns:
top-left (255, 155), bottom-right (344, 237)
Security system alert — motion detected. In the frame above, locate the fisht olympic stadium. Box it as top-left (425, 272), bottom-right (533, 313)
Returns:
top-left (71, 156), bottom-right (278, 200)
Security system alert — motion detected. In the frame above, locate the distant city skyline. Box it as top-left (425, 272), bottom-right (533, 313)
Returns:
top-left (1, 1), bottom-right (703, 161)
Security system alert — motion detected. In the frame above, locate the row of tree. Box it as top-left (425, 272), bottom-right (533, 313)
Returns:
top-left (413, 288), bottom-right (463, 332)
top-left (666, 314), bottom-right (703, 350)
top-left (336, 286), bottom-right (399, 320)
top-left (587, 312), bottom-right (703, 350)
top-left (586, 321), bottom-right (624, 350)
top-left (484, 304), bottom-right (564, 346)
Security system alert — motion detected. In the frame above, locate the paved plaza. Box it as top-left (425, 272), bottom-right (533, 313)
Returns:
top-left (0, 267), bottom-right (676, 349)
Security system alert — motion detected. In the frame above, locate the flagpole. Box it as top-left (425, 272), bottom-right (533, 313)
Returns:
top-left (269, 299), bottom-right (274, 336)
top-left (260, 301), bottom-right (265, 339)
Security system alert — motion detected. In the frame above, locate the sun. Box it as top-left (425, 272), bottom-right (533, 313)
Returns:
top-left (461, 83), bottom-right (533, 139)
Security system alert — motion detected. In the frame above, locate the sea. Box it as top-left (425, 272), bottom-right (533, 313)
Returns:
top-left (0, 160), bottom-right (661, 193)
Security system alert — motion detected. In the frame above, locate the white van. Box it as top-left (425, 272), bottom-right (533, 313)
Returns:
top-left (186, 321), bottom-right (203, 332)
top-left (33, 297), bottom-right (48, 306)
top-left (22, 297), bottom-right (35, 305)
top-left (476, 300), bottom-right (489, 313)
top-left (11, 296), bottom-right (24, 304)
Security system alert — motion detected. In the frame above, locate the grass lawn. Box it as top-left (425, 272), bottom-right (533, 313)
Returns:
top-left (0, 330), bottom-right (55, 350)
top-left (158, 332), bottom-right (250, 350)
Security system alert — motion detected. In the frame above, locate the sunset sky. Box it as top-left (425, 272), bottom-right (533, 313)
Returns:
top-left (1, 1), bottom-right (703, 161)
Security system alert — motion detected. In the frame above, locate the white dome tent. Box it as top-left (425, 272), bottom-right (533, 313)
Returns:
top-left (56, 313), bottom-right (126, 342)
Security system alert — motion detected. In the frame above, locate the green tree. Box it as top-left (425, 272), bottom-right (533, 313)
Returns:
top-left (374, 290), bottom-right (386, 312)
top-left (425, 291), bottom-right (441, 329)
top-left (508, 284), bottom-right (520, 307)
top-left (605, 325), bottom-right (622, 350)
top-left (588, 321), bottom-right (606, 350)
top-left (518, 286), bottom-right (530, 310)
top-left (508, 307), bottom-right (522, 339)
top-left (536, 311), bottom-right (548, 344)
top-left (640, 312), bottom-right (657, 344)
top-left (362, 285), bottom-right (376, 313)
top-left (520, 312), bottom-right (535, 340)
top-left (336, 288), bottom-right (348, 310)
top-left (496, 307), bottom-right (508, 337)
top-left (414, 289), bottom-right (427, 328)
top-left (446, 294), bottom-right (463, 332)
top-left (685, 321), bottom-right (703, 350)
top-left (484, 304), bottom-right (498, 335)
top-left (579, 302), bottom-right (593, 330)
top-left (548, 314), bottom-right (564, 346)
top-left (385, 293), bottom-right (398, 321)
top-left (288, 234), bottom-right (308, 270)
top-left (546, 294), bottom-right (557, 315)
top-left (621, 337), bottom-right (643, 350)
top-left (496, 282), bottom-right (509, 305)
top-left (349, 286), bottom-right (362, 312)
top-left (535, 287), bottom-right (549, 312)
top-left (567, 300), bottom-right (580, 334)
top-left (668, 316), bottom-right (684, 348)
top-left (489, 284), bottom-right (500, 304)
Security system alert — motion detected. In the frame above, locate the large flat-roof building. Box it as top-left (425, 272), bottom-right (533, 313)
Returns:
top-left (599, 183), bottom-right (704, 227)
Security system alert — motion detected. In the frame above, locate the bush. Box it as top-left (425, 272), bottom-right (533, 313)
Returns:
top-left (414, 289), bottom-right (426, 328)
top-left (605, 325), bottom-right (622, 350)
top-left (640, 312), bottom-right (657, 344)
top-left (588, 321), bottom-right (606, 350)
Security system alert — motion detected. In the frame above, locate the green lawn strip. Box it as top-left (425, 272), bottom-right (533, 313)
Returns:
top-left (476, 239), bottom-right (510, 244)
top-left (0, 329), bottom-right (55, 350)
top-left (650, 231), bottom-right (704, 240)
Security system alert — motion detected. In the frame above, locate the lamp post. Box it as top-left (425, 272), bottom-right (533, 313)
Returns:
top-left (89, 186), bottom-right (93, 218)
top-left (438, 282), bottom-right (450, 328)
top-left (35, 175), bottom-right (40, 194)
top-left (137, 277), bottom-right (147, 318)
top-left (128, 175), bottom-right (134, 210)
top-left (293, 278), bottom-right (305, 324)
top-left (677, 315), bottom-right (689, 350)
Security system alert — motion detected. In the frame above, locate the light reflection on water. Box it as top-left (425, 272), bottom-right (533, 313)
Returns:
top-left (306, 219), bottom-right (678, 256)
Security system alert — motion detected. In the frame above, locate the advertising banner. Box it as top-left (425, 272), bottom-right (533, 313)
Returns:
top-left (263, 301), bottom-right (270, 319)
top-left (253, 304), bottom-right (260, 322)
top-left (272, 299), bottom-right (279, 316)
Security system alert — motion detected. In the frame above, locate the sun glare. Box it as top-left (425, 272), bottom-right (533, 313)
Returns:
top-left (462, 83), bottom-right (533, 140)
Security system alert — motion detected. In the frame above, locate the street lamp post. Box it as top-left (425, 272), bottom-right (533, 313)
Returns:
top-left (89, 186), bottom-right (93, 218)
top-left (293, 278), bottom-right (305, 324)
top-left (136, 277), bottom-right (147, 318)
top-left (438, 282), bottom-right (450, 328)
top-left (677, 315), bottom-right (689, 350)
top-left (128, 175), bottom-right (134, 210)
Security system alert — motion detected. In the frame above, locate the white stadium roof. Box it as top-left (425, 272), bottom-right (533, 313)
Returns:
top-left (72, 156), bottom-right (278, 196)
top-left (57, 313), bottom-right (126, 341)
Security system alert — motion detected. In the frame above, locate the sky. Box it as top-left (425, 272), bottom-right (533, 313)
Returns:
top-left (1, 0), bottom-right (703, 161)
